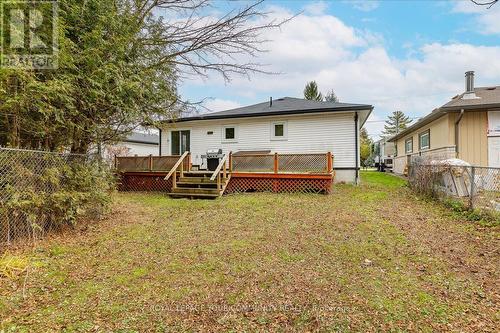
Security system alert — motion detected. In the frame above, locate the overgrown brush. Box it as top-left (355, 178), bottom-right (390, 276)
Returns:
top-left (408, 164), bottom-right (445, 198)
top-left (409, 164), bottom-right (499, 225)
top-left (0, 149), bottom-right (115, 246)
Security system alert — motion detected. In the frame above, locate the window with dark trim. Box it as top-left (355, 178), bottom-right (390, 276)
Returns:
top-left (271, 121), bottom-right (287, 140)
top-left (419, 129), bottom-right (430, 150)
top-left (225, 127), bottom-right (235, 139)
top-left (222, 125), bottom-right (237, 142)
top-left (405, 137), bottom-right (413, 154)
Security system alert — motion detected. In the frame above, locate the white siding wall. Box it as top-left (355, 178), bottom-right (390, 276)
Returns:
top-left (161, 112), bottom-right (358, 173)
top-left (110, 142), bottom-right (159, 156)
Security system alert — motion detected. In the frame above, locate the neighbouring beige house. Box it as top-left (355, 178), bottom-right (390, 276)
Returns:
top-left (389, 71), bottom-right (500, 174)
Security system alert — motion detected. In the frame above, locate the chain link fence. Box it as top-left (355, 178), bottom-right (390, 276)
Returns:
top-left (408, 163), bottom-right (500, 217)
top-left (0, 147), bottom-right (113, 249)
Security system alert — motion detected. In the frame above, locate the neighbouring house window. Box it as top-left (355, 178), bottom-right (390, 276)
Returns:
top-left (419, 130), bottom-right (430, 150)
top-left (222, 125), bottom-right (237, 142)
top-left (405, 138), bottom-right (413, 154)
top-left (271, 121), bottom-right (287, 140)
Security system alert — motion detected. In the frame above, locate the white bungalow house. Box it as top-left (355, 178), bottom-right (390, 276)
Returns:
top-left (159, 97), bottom-right (373, 183)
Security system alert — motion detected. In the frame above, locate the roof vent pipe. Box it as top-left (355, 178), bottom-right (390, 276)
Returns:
top-left (463, 71), bottom-right (479, 100)
top-left (269, 97), bottom-right (272, 107)
top-left (465, 71), bottom-right (474, 93)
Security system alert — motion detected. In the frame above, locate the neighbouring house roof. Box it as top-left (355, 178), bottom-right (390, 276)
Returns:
top-left (124, 132), bottom-right (159, 145)
top-left (164, 97), bottom-right (373, 125)
top-left (441, 86), bottom-right (500, 110)
top-left (388, 86), bottom-right (500, 142)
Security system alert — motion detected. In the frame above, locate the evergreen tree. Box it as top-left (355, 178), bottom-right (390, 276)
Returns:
top-left (324, 89), bottom-right (339, 103)
top-left (381, 111), bottom-right (411, 137)
top-left (303, 81), bottom-right (323, 101)
top-left (360, 127), bottom-right (373, 167)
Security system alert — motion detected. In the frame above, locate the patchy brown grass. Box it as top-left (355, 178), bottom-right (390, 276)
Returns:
top-left (0, 171), bottom-right (498, 332)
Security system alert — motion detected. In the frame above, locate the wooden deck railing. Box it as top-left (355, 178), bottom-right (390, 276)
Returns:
top-left (229, 152), bottom-right (333, 174)
top-left (210, 154), bottom-right (230, 191)
top-left (164, 151), bottom-right (190, 188)
top-left (116, 152), bottom-right (333, 175)
top-left (115, 154), bottom-right (190, 173)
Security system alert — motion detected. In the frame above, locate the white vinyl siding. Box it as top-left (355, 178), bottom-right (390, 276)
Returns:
top-left (161, 112), bottom-right (359, 170)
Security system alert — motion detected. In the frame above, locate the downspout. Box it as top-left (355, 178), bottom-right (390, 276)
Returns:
top-left (355, 112), bottom-right (359, 184)
top-left (158, 128), bottom-right (162, 156)
top-left (454, 109), bottom-right (464, 157)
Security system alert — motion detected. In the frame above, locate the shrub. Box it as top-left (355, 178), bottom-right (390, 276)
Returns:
top-left (0, 149), bottom-right (115, 245)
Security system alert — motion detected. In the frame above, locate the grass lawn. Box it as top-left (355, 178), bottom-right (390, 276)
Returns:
top-left (1, 172), bottom-right (498, 332)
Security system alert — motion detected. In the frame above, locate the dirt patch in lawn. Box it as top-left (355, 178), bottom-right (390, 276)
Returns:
top-left (0, 172), bottom-right (498, 332)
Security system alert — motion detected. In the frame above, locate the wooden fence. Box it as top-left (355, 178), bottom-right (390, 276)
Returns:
top-left (115, 155), bottom-right (190, 173)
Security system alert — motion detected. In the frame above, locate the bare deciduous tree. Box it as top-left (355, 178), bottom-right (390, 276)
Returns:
top-left (137, 0), bottom-right (293, 81)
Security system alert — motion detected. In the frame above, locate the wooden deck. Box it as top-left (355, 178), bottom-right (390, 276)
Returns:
top-left (116, 152), bottom-right (334, 197)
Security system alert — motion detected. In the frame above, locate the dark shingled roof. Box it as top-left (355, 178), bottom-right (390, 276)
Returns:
top-left (167, 97), bottom-right (373, 123)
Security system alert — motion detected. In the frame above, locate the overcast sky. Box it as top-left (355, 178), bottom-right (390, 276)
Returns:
top-left (177, 0), bottom-right (500, 139)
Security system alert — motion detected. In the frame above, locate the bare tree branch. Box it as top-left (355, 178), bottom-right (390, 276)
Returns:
top-left (470, 0), bottom-right (498, 8)
top-left (134, 0), bottom-right (294, 81)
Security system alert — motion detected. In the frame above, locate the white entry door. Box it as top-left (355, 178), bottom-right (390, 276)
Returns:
top-left (488, 111), bottom-right (500, 167)
top-left (488, 137), bottom-right (500, 167)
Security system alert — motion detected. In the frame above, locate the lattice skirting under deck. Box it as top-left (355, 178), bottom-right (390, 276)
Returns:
top-left (225, 177), bottom-right (332, 194)
top-left (118, 173), bottom-right (172, 192)
top-left (117, 173), bottom-right (333, 194)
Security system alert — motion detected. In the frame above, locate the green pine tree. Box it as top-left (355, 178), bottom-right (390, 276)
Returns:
top-left (303, 81), bottom-right (323, 101)
top-left (324, 89), bottom-right (339, 103)
top-left (381, 111), bottom-right (411, 137)
top-left (360, 127), bottom-right (373, 167)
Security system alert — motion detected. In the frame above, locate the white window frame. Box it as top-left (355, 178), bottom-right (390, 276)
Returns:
top-left (222, 125), bottom-right (238, 143)
top-left (271, 121), bottom-right (288, 141)
top-left (419, 130), bottom-right (430, 151)
top-left (405, 137), bottom-right (413, 154)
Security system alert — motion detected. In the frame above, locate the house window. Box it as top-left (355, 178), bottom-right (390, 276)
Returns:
top-left (419, 130), bottom-right (430, 150)
top-left (222, 125), bottom-right (237, 142)
top-left (271, 121), bottom-right (287, 140)
top-left (405, 138), bottom-right (413, 154)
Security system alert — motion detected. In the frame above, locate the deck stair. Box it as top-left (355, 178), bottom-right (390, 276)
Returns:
top-left (168, 171), bottom-right (229, 199)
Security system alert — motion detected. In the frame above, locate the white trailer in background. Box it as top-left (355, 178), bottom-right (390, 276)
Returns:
top-left (373, 138), bottom-right (395, 172)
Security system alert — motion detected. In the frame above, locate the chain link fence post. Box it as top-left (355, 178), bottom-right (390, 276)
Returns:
top-left (469, 166), bottom-right (475, 210)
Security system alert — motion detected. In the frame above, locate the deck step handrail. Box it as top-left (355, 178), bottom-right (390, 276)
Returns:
top-left (164, 151), bottom-right (190, 180)
top-left (210, 154), bottom-right (229, 181)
